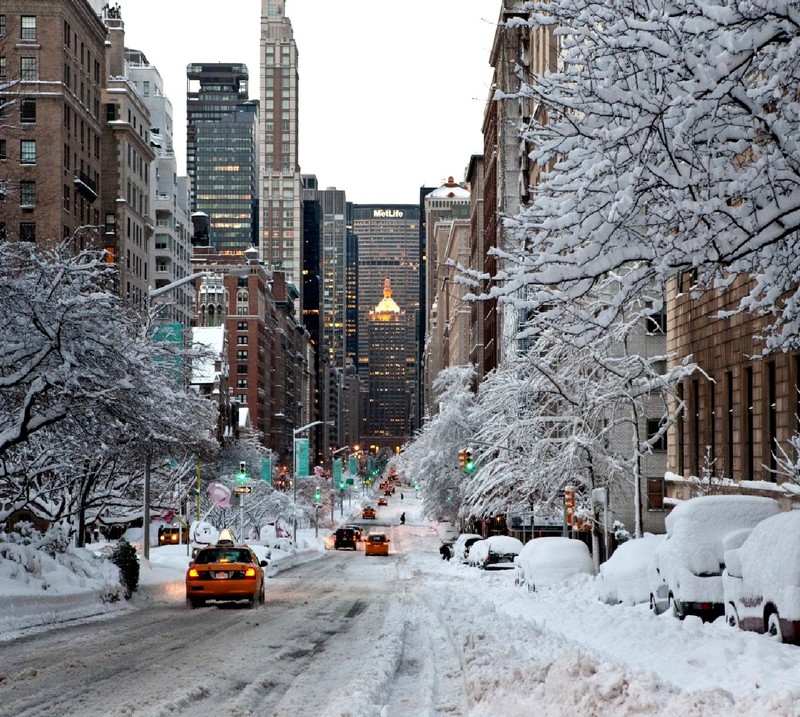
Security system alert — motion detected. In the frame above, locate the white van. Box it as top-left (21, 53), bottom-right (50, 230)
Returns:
top-left (648, 495), bottom-right (781, 620)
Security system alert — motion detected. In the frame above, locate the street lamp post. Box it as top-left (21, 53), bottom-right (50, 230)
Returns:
top-left (142, 272), bottom-right (210, 560)
top-left (292, 420), bottom-right (328, 545)
top-left (331, 446), bottom-right (350, 515)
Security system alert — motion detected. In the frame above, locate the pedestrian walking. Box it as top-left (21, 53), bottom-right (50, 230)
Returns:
top-left (400, 512), bottom-right (405, 525)
top-left (400, 492), bottom-right (404, 500)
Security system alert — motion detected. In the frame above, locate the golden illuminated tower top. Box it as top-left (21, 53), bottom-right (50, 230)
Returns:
top-left (372, 276), bottom-right (401, 316)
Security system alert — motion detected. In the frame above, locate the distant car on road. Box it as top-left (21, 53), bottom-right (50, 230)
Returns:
top-left (345, 524), bottom-right (363, 542)
top-left (362, 506), bottom-right (376, 519)
top-left (158, 525), bottom-right (187, 546)
top-left (377, 497), bottom-right (388, 506)
top-left (185, 544), bottom-right (267, 608)
top-left (334, 528), bottom-right (357, 550)
top-left (365, 533), bottom-right (390, 556)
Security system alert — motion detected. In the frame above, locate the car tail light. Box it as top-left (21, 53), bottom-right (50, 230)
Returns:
top-left (188, 567), bottom-right (199, 579)
top-left (244, 567), bottom-right (257, 578)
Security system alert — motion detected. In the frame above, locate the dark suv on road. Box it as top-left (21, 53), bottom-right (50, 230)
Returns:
top-left (334, 528), bottom-right (357, 550)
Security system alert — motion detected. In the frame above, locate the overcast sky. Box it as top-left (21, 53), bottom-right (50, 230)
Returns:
top-left (120, 1), bottom-right (499, 205)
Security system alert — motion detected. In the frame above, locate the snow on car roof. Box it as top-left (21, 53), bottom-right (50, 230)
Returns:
top-left (664, 495), bottom-right (781, 535)
top-left (485, 535), bottom-right (524, 552)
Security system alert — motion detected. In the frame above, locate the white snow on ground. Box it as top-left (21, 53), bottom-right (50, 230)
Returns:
top-left (3, 495), bottom-right (800, 715)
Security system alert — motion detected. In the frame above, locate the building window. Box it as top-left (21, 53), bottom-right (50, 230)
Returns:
top-left (19, 99), bottom-right (35, 123)
top-left (20, 181), bottom-right (36, 207)
top-left (645, 301), bottom-right (667, 334)
top-left (0, 139), bottom-right (5, 159)
top-left (647, 418), bottom-right (667, 451)
top-left (237, 306), bottom-right (247, 316)
top-left (20, 16), bottom-right (36, 41)
top-left (237, 364), bottom-right (248, 374)
top-left (237, 336), bottom-right (248, 345)
top-left (237, 379), bottom-right (248, 389)
top-left (0, 15), bottom-right (6, 37)
top-left (20, 140), bottom-right (36, 164)
top-left (237, 321), bottom-right (248, 331)
top-left (237, 350), bottom-right (248, 361)
top-left (142, 81), bottom-right (150, 96)
top-left (0, 57), bottom-right (6, 77)
top-left (651, 359), bottom-right (667, 375)
top-left (237, 290), bottom-right (248, 302)
top-left (20, 222), bottom-right (35, 241)
top-left (20, 58), bottom-right (37, 81)
top-left (647, 478), bottom-right (665, 511)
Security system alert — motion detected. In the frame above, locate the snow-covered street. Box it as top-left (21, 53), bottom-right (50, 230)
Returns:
top-left (3, 499), bottom-right (800, 716)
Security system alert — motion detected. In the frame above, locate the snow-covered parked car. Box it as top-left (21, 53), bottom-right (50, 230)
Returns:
top-left (515, 537), bottom-right (593, 592)
top-left (467, 535), bottom-right (523, 569)
top-left (452, 533), bottom-right (483, 563)
top-left (648, 495), bottom-right (781, 621)
top-left (597, 534), bottom-right (664, 606)
top-left (723, 510), bottom-right (800, 643)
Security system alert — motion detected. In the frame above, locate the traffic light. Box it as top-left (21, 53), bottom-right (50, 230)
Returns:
top-left (464, 450), bottom-right (475, 473)
top-left (313, 486), bottom-right (322, 504)
top-left (237, 461), bottom-right (247, 483)
top-left (458, 449), bottom-right (467, 470)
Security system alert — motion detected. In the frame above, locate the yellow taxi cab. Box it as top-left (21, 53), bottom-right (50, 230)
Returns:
top-left (185, 543), bottom-right (267, 608)
top-left (365, 533), bottom-right (390, 556)
top-left (362, 505), bottom-right (376, 519)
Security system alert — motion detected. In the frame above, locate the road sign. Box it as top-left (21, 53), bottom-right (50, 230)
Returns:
top-left (233, 486), bottom-right (252, 494)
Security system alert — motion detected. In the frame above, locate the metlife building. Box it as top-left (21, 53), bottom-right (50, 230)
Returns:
top-left (352, 205), bottom-right (421, 371)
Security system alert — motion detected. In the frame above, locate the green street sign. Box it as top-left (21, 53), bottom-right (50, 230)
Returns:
top-left (296, 438), bottom-right (310, 478)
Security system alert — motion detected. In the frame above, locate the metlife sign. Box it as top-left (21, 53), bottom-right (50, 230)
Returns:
top-left (372, 209), bottom-right (405, 218)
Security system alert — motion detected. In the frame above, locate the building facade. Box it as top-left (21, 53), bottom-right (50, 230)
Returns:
top-left (259, 0), bottom-right (303, 316)
top-left (186, 62), bottom-right (258, 254)
top-left (422, 177), bottom-right (471, 416)
top-left (0, 2), bottom-right (106, 247)
top-left (127, 49), bottom-right (194, 327)
top-left (192, 246), bottom-right (314, 467)
top-left (667, 275), bottom-right (800, 508)
top-left (352, 204), bottom-right (421, 431)
top-left (101, 11), bottom-right (155, 309)
top-left (366, 277), bottom-right (416, 451)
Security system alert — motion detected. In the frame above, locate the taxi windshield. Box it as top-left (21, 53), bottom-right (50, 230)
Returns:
top-left (195, 549), bottom-right (251, 564)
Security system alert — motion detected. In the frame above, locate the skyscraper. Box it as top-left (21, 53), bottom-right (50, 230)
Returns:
top-left (353, 204), bottom-right (421, 432)
top-left (352, 205), bottom-right (421, 371)
top-left (259, 1), bottom-right (303, 315)
top-left (366, 278), bottom-right (416, 450)
top-left (186, 63), bottom-right (258, 254)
